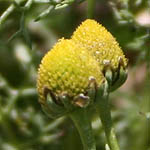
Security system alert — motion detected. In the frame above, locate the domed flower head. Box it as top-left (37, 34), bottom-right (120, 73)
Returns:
top-left (37, 39), bottom-right (104, 105)
top-left (71, 19), bottom-right (128, 71)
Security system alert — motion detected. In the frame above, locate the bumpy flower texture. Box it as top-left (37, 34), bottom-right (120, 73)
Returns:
top-left (37, 39), bottom-right (104, 103)
top-left (72, 19), bottom-right (128, 71)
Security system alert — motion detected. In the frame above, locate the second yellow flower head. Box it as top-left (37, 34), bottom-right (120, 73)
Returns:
top-left (72, 19), bottom-right (128, 70)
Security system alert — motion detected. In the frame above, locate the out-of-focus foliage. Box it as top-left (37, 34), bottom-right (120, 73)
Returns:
top-left (0, 0), bottom-right (149, 150)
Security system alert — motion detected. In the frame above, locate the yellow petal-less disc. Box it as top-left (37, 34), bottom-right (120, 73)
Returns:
top-left (37, 39), bottom-right (104, 104)
top-left (72, 19), bottom-right (128, 70)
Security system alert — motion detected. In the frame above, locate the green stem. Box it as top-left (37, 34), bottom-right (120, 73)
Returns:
top-left (25, 0), bottom-right (33, 10)
top-left (87, 0), bottom-right (96, 19)
top-left (69, 108), bottom-right (96, 150)
top-left (96, 84), bottom-right (120, 150)
top-left (0, 0), bottom-right (34, 28)
top-left (0, 4), bottom-right (15, 27)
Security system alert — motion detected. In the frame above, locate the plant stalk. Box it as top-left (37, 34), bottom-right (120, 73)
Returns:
top-left (96, 83), bottom-right (120, 150)
top-left (69, 108), bottom-right (96, 150)
top-left (0, 0), bottom-right (32, 27)
top-left (0, 4), bottom-right (15, 27)
top-left (87, 0), bottom-right (96, 19)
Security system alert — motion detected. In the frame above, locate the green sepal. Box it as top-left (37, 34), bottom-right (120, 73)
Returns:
top-left (41, 93), bottom-right (68, 119)
top-left (46, 94), bottom-right (68, 116)
top-left (86, 77), bottom-right (97, 105)
top-left (59, 94), bottom-right (76, 112)
top-left (110, 67), bottom-right (128, 92)
top-left (105, 69), bottom-right (113, 88)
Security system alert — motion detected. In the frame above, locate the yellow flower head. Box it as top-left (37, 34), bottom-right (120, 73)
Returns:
top-left (37, 39), bottom-right (104, 103)
top-left (71, 19), bottom-right (128, 70)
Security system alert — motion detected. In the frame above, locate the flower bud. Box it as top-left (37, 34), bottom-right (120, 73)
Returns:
top-left (71, 19), bottom-right (128, 71)
top-left (37, 39), bottom-right (104, 104)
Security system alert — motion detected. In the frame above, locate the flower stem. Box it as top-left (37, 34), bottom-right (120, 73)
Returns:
top-left (87, 0), bottom-right (96, 19)
top-left (96, 83), bottom-right (120, 150)
top-left (69, 108), bottom-right (96, 150)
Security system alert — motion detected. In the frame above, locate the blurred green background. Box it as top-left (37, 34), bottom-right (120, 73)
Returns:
top-left (0, 0), bottom-right (150, 150)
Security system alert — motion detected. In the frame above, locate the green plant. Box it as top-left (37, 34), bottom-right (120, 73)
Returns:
top-left (36, 19), bottom-right (128, 150)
